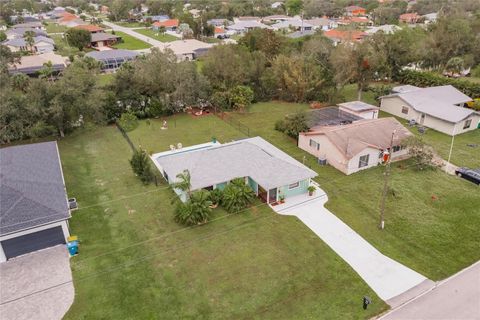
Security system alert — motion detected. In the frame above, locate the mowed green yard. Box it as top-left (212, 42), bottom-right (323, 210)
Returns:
top-left (228, 102), bottom-right (480, 280)
top-left (134, 28), bottom-right (179, 42)
top-left (60, 117), bottom-right (387, 319)
top-left (111, 31), bottom-right (152, 50)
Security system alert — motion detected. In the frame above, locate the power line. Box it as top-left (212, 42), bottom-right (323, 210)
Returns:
top-left (0, 212), bottom-right (275, 306)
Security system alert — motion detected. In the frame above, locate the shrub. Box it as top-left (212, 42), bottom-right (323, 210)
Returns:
top-left (209, 188), bottom-right (223, 206)
top-left (174, 190), bottom-right (212, 225)
top-left (221, 178), bottom-right (255, 213)
top-left (283, 111), bottom-right (309, 138)
top-left (405, 136), bottom-right (435, 171)
top-left (118, 112), bottom-right (138, 132)
top-left (130, 148), bottom-right (154, 184)
top-left (471, 64), bottom-right (480, 78)
top-left (395, 70), bottom-right (480, 98)
top-left (274, 119), bottom-right (286, 132)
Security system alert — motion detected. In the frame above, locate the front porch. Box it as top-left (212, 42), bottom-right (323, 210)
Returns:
top-left (269, 181), bottom-right (326, 211)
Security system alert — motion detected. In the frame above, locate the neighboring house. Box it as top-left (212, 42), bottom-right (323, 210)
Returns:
top-left (6, 27), bottom-right (47, 39)
top-left (299, 118), bottom-right (412, 175)
top-left (73, 24), bottom-right (104, 33)
top-left (86, 49), bottom-right (139, 72)
top-left (214, 26), bottom-right (227, 37)
top-left (380, 85), bottom-right (479, 136)
top-left (90, 32), bottom-right (121, 48)
top-left (207, 18), bottom-right (230, 27)
top-left (227, 20), bottom-right (272, 33)
top-left (152, 19), bottom-right (179, 31)
top-left (262, 15), bottom-right (292, 23)
top-left (7, 52), bottom-right (68, 75)
top-left (271, 19), bottom-right (313, 32)
top-left (189, 9), bottom-right (201, 18)
top-left (3, 35), bottom-right (55, 54)
top-left (305, 17), bottom-right (337, 31)
top-left (143, 15), bottom-right (170, 22)
top-left (323, 29), bottom-right (367, 45)
top-left (365, 24), bottom-right (401, 35)
top-left (233, 16), bottom-right (262, 22)
top-left (423, 12), bottom-right (437, 24)
top-left (338, 16), bottom-right (373, 26)
top-left (151, 137), bottom-right (317, 204)
top-left (56, 12), bottom-right (82, 26)
top-left (0, 142), bottom-right (71, 262)
top-left (271, 1), bottom-right (284, 9)
top-left (165, 39), bottom-right (213, 61)
top-left (338, 101), bottom-right (380, 120)
top-left (399, 13), bottom-right (420, 24)
top-left (345, 5), bottom-right (366, 16)
top-left (11, 21), bottom-right (44, 30)
top-left (287, 29), bottom-right (316, 38)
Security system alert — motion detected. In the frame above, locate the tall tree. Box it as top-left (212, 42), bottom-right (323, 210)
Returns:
top-left (64, 28), bottom-right (91, 51)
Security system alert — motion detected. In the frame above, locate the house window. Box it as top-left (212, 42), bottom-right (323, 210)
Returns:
top-left (392, 146), bottom-right (401, 152)
top-left (401, 106), bottom-right (409, 114)
top-left (463, 119), bottom-right (472, 129)
top-left (288, 182), bottom-right (300, 189)
top-left (358, 154), bottom-right (369, 168)
top-left (309, 139), bottom-right (320, 150)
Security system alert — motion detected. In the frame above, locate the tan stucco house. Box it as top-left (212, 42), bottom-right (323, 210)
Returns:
top-left (298, 118), bottom-right (412, 175)
top-left (380, 85), bottom-right (479, 136)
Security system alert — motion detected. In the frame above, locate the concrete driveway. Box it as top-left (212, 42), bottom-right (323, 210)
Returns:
top-left (0, 245), bottom-right (74, 320)
top-left (379, 261), bottom-right (480, 320)
top-left (273, 189), bottom-right (431, 305)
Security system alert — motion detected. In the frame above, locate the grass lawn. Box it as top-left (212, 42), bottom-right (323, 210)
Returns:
top-left (115, 21), bottom-right (146, 28)
top-left (378, 111), bottom-right (480, 168)
top-left (111, 31), bottom-right (152, 50)
top-left (134, 28), bottom-right (178, 42)
top-left (228, 102), bottom-right (480, 280)
top-left (97, 73), bottom-right (115, 87)
top-left (60, 119), bottom-right (387, 319)
top-left (44, 22), bottom-right (68, 33)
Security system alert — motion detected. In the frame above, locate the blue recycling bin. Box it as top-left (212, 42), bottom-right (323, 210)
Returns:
top-left (67, 241), bottom-right (78, 256)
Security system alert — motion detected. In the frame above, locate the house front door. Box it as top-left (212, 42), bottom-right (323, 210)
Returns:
top-left (420, 113), bottom-right (425, 124)
top-left (268, 188), bottom-right (277, 203)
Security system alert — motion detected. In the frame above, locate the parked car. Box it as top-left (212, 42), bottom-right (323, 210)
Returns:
top-left (455, 167), bottom-right (480, 185)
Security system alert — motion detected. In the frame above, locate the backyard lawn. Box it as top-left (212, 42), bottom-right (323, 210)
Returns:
top-left (134, 28), bottom-right (179, 42)
top-left (111, 31), bottom-right (152, 50)
top-left (51, 34), bottom-right (84, 57)
top-left (44, 22), bottom-right (68, 33)
top-left (228, 102), bottom-right (480, 280)
top-left (115, 21), bottom-right (146, 28)
top-left (60, 119), bottom-right (386, 319)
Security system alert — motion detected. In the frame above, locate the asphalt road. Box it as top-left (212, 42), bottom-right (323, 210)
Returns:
top-left (380, 261), bottom-right (480, 320)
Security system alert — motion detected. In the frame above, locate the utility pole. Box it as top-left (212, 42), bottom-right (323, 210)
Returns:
top-left (379, 130), bottom-right (396, 230)
top-left (446, 123), bottom-right (457, 174)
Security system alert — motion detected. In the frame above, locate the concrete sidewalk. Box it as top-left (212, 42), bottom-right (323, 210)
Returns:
top-left (379, 261), bottom-right (480, 319)
top-left (273, 190), bottom-right (430, 304)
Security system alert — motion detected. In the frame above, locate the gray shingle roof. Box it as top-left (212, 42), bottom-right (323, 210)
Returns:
top-left (0, 142), bottom-right (70, 236)
top-left (154, 137), bottom-right (317, 190)
top-left (91, 32), bottom-right (120, 42)
top-left (385, 85), bottom-right (474, 123)
top-left (4, 36), bottom-right (54, 47)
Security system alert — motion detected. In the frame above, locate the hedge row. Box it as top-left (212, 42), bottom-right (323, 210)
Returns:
top-left (395, 70), bottom-right (480, 98)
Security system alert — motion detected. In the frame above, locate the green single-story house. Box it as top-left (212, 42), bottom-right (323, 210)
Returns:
top-left (151, 137), bottom-right (318, 203)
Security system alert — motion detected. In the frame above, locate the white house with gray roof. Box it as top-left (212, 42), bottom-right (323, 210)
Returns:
top-left (380, 85), bottom-right (479, 136)
top-left (151, 137), bottom-right (317, 203)
top-left (0, 142), bottom-right (71, 262)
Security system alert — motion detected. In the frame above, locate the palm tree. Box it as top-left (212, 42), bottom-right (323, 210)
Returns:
top-left (39, 61), bottom-right (54, 82)
top-left (23, 31), bottom-right (36, 53)
top-left (174, 190), bottom-right (212, 225)
top-left (221, 178), bottom-right (255, 213)
top-left (173, 170), bottom-right (192, 197)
